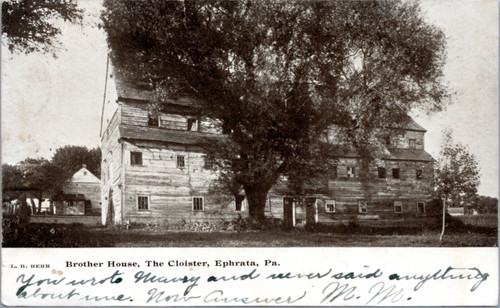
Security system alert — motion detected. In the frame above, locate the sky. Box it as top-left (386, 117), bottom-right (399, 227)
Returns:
top-left (1, 0), bottom-right (498, 197)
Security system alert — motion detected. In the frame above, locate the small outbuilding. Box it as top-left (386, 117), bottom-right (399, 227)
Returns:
top-left (61, 165), bottom-right (101, 215)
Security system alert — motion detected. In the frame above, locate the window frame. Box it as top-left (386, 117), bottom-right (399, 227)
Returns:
top-left (130, 151), bottom-right (143, 166)
top-left (347, 166), bottom-right (356, 178)
top-left (409, 138), bottom-right (416, 149)
top-left (187, 118), bottom-right (199, 131)
top-left (148, 113), bottom-right (159, 127)
top-left (392, 168), bottom-right (400, 179)
top-left (137, 195), bottom-right (150, 211)
top-left (416, 169), bottom-right (423, 180)
top-left (358, 200), bottom-right (367, 213)
top-left (176, 155), bottom-right (185, 169)
top-left (204, 156), bottom-right (215, 170)
top-left (417, 201), bottom-right (426, 213)
top-left (192, 196), bottom-right (204, 211)
top-left (377, 167), bottom-right (386, 179)
top-left (394, 201), bottom-right (403, 213)
top-left (325, 200), bottom-right (336, 213)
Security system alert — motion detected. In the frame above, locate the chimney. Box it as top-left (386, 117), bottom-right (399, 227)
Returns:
top-left (82, 164), bottom-right (87, 169)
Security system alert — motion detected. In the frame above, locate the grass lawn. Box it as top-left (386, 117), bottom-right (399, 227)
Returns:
top-left (3, 220), bottom-right (496, 247)
top-left (94, 229), bottom-right (497, 247)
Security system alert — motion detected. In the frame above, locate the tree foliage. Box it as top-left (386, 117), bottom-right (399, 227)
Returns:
top-left (434, 130), bottom-right (480, 208)
top-left (2, 0), bottom-right (82, 55)
top-left (102, 0), bottom-right (449, 221)
top-left (2, 146), bottom-right (101, 199)
top-left (51, 145), bottom-right (101, 181)
top-left (475, 196), bottom-right (498, 214)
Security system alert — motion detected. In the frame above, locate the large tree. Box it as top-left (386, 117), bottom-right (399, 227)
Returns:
top-left (102, 0), bottom-right (449, 221)
top-left (2, 0), bottom-right (82, 55)
top-left (50, 145), bottom-right (101, 182)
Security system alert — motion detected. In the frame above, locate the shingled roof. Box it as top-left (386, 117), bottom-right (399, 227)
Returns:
top-left (112, 65), bottom-right (427, 132)
top-left (119, 124), bottom-right (221, 146)
top-left (385, 148), bottom-right (434, 162)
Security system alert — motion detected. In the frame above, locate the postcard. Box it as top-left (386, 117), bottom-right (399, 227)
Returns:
top-left (1, 0), bottom-right (498, 306)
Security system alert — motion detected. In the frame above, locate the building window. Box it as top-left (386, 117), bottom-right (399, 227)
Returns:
top-left (394, 201), bottom-right (403, 213)
top-left (204, 156), bottom-right (215, 170)
top-left (193, 197), bottom-right (204, 211)
top-left (377, 167), bottom-right (386, 178)
top-left (347, 166), bottom-right (356, 178)
top-left (137, 196), bottom-right (149, 211)
top-left (177, 155), bottom-right (185, 168)
top-left (417, 202), bottom-right (426, 213)
top-left (416, 169), bottom-right (423, 179)
top-left (131, 152), bottom-right (143, 165)
top-left (235, 195), bottom-right (245, 211)
top-left (187, 118), bottom-right (198, 131)
top-left (409, 138), bottom-right (416, 149)
top-left (148, 113), bottom-right (159, 126)
top-left (325, 200), bottom-right (336, 213)
top-left (392, 168), bottom-right (400, 179)
top-left (358, 201), bottom-right (367, 213)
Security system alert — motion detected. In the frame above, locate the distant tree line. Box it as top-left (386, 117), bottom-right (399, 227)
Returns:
top-left (2, 145), bottom-right (101, 213)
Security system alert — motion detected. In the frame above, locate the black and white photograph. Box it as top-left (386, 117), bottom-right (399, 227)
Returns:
top-left (1, 0), bottom-right (498, 306)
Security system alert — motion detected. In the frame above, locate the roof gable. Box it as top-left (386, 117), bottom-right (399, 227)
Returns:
top-left (68, 168), bottom-right (100, 184)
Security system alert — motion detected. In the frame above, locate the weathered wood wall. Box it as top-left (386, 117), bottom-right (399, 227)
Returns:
top-left (102, 100), bottom-right (433, 225)
top-left (121, 101), bottom-right (221, 134)
top-left (101, 107), bottom-right (123, 224)
top-left (63, 182), bottom-right (101, 215)
top-left (121, 140), bottom-right (246, 223)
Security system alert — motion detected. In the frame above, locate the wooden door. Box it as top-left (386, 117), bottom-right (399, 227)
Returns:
top-left (283, 197), bottom-right (295, 228)
top-left (305, 197), bottom-right (318, 224)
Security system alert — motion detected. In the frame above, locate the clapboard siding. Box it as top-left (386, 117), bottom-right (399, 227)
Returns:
top-left (101, 94), bottom-right (434, 225)
top-left (120, 102), bottom-right (221, 133)
top-left (118, 140), bottom-right (245, 222)
top-left (100, 107), bottom-right (123, 224)
top-left (64, 182), bottom-right (101, 215)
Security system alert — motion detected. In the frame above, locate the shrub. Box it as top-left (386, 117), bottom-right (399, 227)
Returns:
top-left (2, 220), bottom-right (114, 247)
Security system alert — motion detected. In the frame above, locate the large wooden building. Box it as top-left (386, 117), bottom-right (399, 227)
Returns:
top-left (100, 68), bottom-right (434, 226)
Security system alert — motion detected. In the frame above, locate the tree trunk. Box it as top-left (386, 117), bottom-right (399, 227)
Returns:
top-left (440, 199), bottom-right (446, 242)
top-left (245, 187), bottom-right (269, 223)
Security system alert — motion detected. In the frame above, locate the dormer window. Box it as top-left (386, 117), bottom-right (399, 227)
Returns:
top-left (187, 118), bottom-right (198, 131)
top-left (409, 138), bottom-right (416, 149)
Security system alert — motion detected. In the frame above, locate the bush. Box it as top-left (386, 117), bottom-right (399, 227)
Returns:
top-left (2, 220), bottom-right (114, 247)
